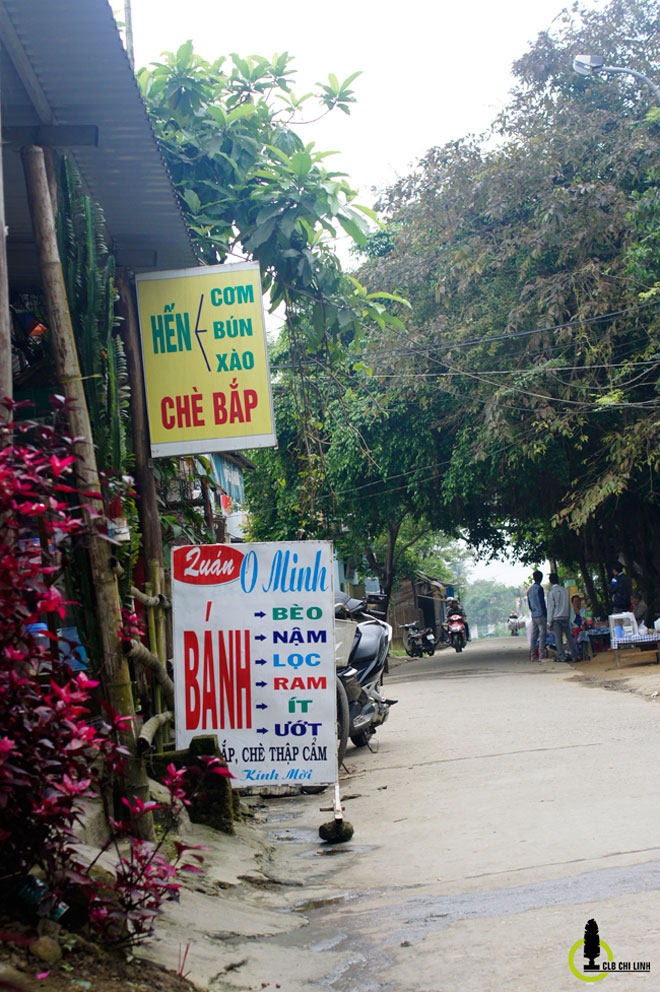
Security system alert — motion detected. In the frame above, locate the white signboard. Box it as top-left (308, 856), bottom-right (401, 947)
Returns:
top-left (172, 541), bottom-right (336, 787)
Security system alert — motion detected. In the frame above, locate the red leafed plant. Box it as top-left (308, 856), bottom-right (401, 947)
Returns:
top-left (0, 400), bottom-right (228, 947)
top-left (0, 399), bottom-right (103, 890)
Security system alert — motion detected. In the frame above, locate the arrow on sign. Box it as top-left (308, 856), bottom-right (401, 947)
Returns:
top-left (194, 293), bottom-right (210, 371)
top-left (256, 703), bottom-right (268, 710)
top-left (256, 680), bottom-right (267, 688)
top-left (255, 634), bottom-right (267, 641)
top-left (256, 728), bottom-right (268, 735)
top-left (254, 611), bottom-right (266, 618)
top-left (255, 658), bottom-right (268, 666)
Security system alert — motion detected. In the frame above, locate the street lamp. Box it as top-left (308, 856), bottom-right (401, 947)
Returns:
top-left (573, 54), bottom-right (660, 104)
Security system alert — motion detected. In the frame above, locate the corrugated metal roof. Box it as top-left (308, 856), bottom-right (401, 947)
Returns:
top-left (1, 0), bottom-right (198, 289)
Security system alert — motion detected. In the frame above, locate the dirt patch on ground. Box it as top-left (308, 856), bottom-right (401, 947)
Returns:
top-left (570, 647), bottom-right (660, 700)
top-left (0, 923), bottom-right (198, 992)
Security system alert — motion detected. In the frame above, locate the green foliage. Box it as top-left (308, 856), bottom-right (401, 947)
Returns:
top-left (243, 320), bottom-right (460, 602)
top-left (463, 580), bottom-right (524, 632)
top-left (138, 45), bottom-right (385, 351)
top-left (356, 0), bottom-right (660, 603)
top-left (56, 158), bottom-right (138, 613)
top-left (57, 158), bottom-right (129, 474)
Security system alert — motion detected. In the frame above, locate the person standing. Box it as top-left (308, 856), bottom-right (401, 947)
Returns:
top-left (547, 573), bottom-right (578, 663)
top-left (609, 563), bottom-right (631, 613)
top-left (527, 570), bottom-right (547, 660)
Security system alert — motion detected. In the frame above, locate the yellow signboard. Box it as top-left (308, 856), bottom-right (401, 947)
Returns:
top-left (135, 261), bottom-right (276, 457)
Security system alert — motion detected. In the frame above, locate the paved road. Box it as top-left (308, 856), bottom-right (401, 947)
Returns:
top-left (154, 636), bottom-right (660, 991)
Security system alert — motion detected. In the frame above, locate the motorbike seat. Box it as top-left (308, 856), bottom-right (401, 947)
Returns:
top-left (351, 621), bottom-right (386, 664)
top-left (335, 591), bottom-right (366, 616)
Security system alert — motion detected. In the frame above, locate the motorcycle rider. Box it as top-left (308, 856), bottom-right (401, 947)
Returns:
top-left (447, 596), bottom-right (470, 641)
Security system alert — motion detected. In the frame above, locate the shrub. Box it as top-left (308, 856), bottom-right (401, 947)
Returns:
top-left (0, 401), bottom-right (230, 945)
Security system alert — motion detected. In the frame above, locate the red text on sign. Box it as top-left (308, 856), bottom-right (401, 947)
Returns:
top-left (184, 629), bottom-right (252, 730)
top-left (273, 676), bottom-right (327, 690)
top-left (161, 391), bottom-right (205, 430)
top-left (213, 389), bottom-right (258, 425)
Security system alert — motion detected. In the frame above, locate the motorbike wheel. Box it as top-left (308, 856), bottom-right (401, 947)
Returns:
top-left (350, 727), bottom-right (375, 748)
top-left (336, 678), bottom-right (350, 766)
top-left (453, 638), bottom-right (462, 653)
top-left (426, 646), bottom-right (436, 656)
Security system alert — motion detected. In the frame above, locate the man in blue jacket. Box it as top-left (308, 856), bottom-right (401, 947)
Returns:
top-left (527, 570), bottom-right (547, 660)
top-left (609, 563), bottom-right (631, 613)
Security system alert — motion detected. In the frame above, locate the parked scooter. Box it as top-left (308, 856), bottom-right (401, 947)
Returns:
top-left (446, 612), bottom-right (468, 653)
top-left (399, 620), bottom-right (437, 657)
top-left (334, 592), bottom-right (396, 752)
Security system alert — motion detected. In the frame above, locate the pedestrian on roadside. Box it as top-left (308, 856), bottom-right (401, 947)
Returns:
top-left (609, 563), bottom-right (631, 614)
top-left (631, 591), bottom-right (648, 626)
top-left (527, 570), bottom-right (547, 661)
top-left (547, 573), bottom-right (578, 663)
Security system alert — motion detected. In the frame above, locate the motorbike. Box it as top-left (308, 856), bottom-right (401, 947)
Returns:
top-left (446, 612), bottom-right (467, 653)
top-left (399, 620), bottom-right (437, 657)
top-left (334, 592), bottom-right (396, 754)
top-left (507, 613), bottom-right (524, 636)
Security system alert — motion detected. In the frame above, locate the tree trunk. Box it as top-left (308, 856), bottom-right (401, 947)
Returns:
top-left (21, 146), bottom-right (152, 839)
top-left (578, 544), bottom-right (604, 618)
top-left (377, 520), bottom-right (402, 615)
top-left (598, 562), bottom-right (610, 614)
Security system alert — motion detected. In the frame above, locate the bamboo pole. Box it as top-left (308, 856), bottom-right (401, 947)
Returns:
top-left (21, 145), bottom-right (152, 839)
top-left (115, 270), bottom-right (164, 576)
top-left (138, 711), bottom-right (173, 755)
top-left (125, 638), bottom-right (175, 707)
top-left (149, 561), bottom-right (168, 751)
top-left (0, 68), bottom-right (12, 422)
top-left (144, 574), bottom-right (163, 751)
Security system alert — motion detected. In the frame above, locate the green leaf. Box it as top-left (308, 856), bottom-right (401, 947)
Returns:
top-left (337, 213), bottom-right (367, 246)
top-left (227, 103), bottom-right (256, 123)
top-left (183, 188), bottom-right (201, 213)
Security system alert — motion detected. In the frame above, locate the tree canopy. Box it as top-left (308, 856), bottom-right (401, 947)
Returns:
top-left (356, 0), bottom-right (660, 605)
top-left (138, 45), bottom-right (396, 353)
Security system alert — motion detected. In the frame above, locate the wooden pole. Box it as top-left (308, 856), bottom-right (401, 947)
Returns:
top-left (116, 270), bottom-right (171, 752)
top-left (123, 0), bottom-right (135, 70)
top-left (115, 269), bottom-right (164, 575)
top-left (21, 145), bottom-right (152, 838)
top-left (0, 66), bottom-right (13, 421)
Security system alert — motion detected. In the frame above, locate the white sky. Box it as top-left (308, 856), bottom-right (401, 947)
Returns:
top-left (129, 0), bottom-right (588, 198)
top-left (128, 0), bottom-right (589, 586)
top-left (468, 556), bottom-right (546, 590)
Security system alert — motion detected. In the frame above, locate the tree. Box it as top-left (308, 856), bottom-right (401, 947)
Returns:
top-left (138, 45), bottom-right (394, 352)
top-left (244, 341), bottom-right (456, 609)
top-left (463, 580), bottom-right (523, 632)
top-left (357, 0), bottom-right (660, 606)
top-left (139, 45), bottom-right (438, 599)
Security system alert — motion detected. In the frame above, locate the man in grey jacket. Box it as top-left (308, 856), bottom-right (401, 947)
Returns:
top-left (546, 573), bottom-right (578, 663)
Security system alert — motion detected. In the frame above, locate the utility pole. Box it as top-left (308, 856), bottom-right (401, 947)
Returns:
top-left (123, 0), bottom-right (135, 70)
